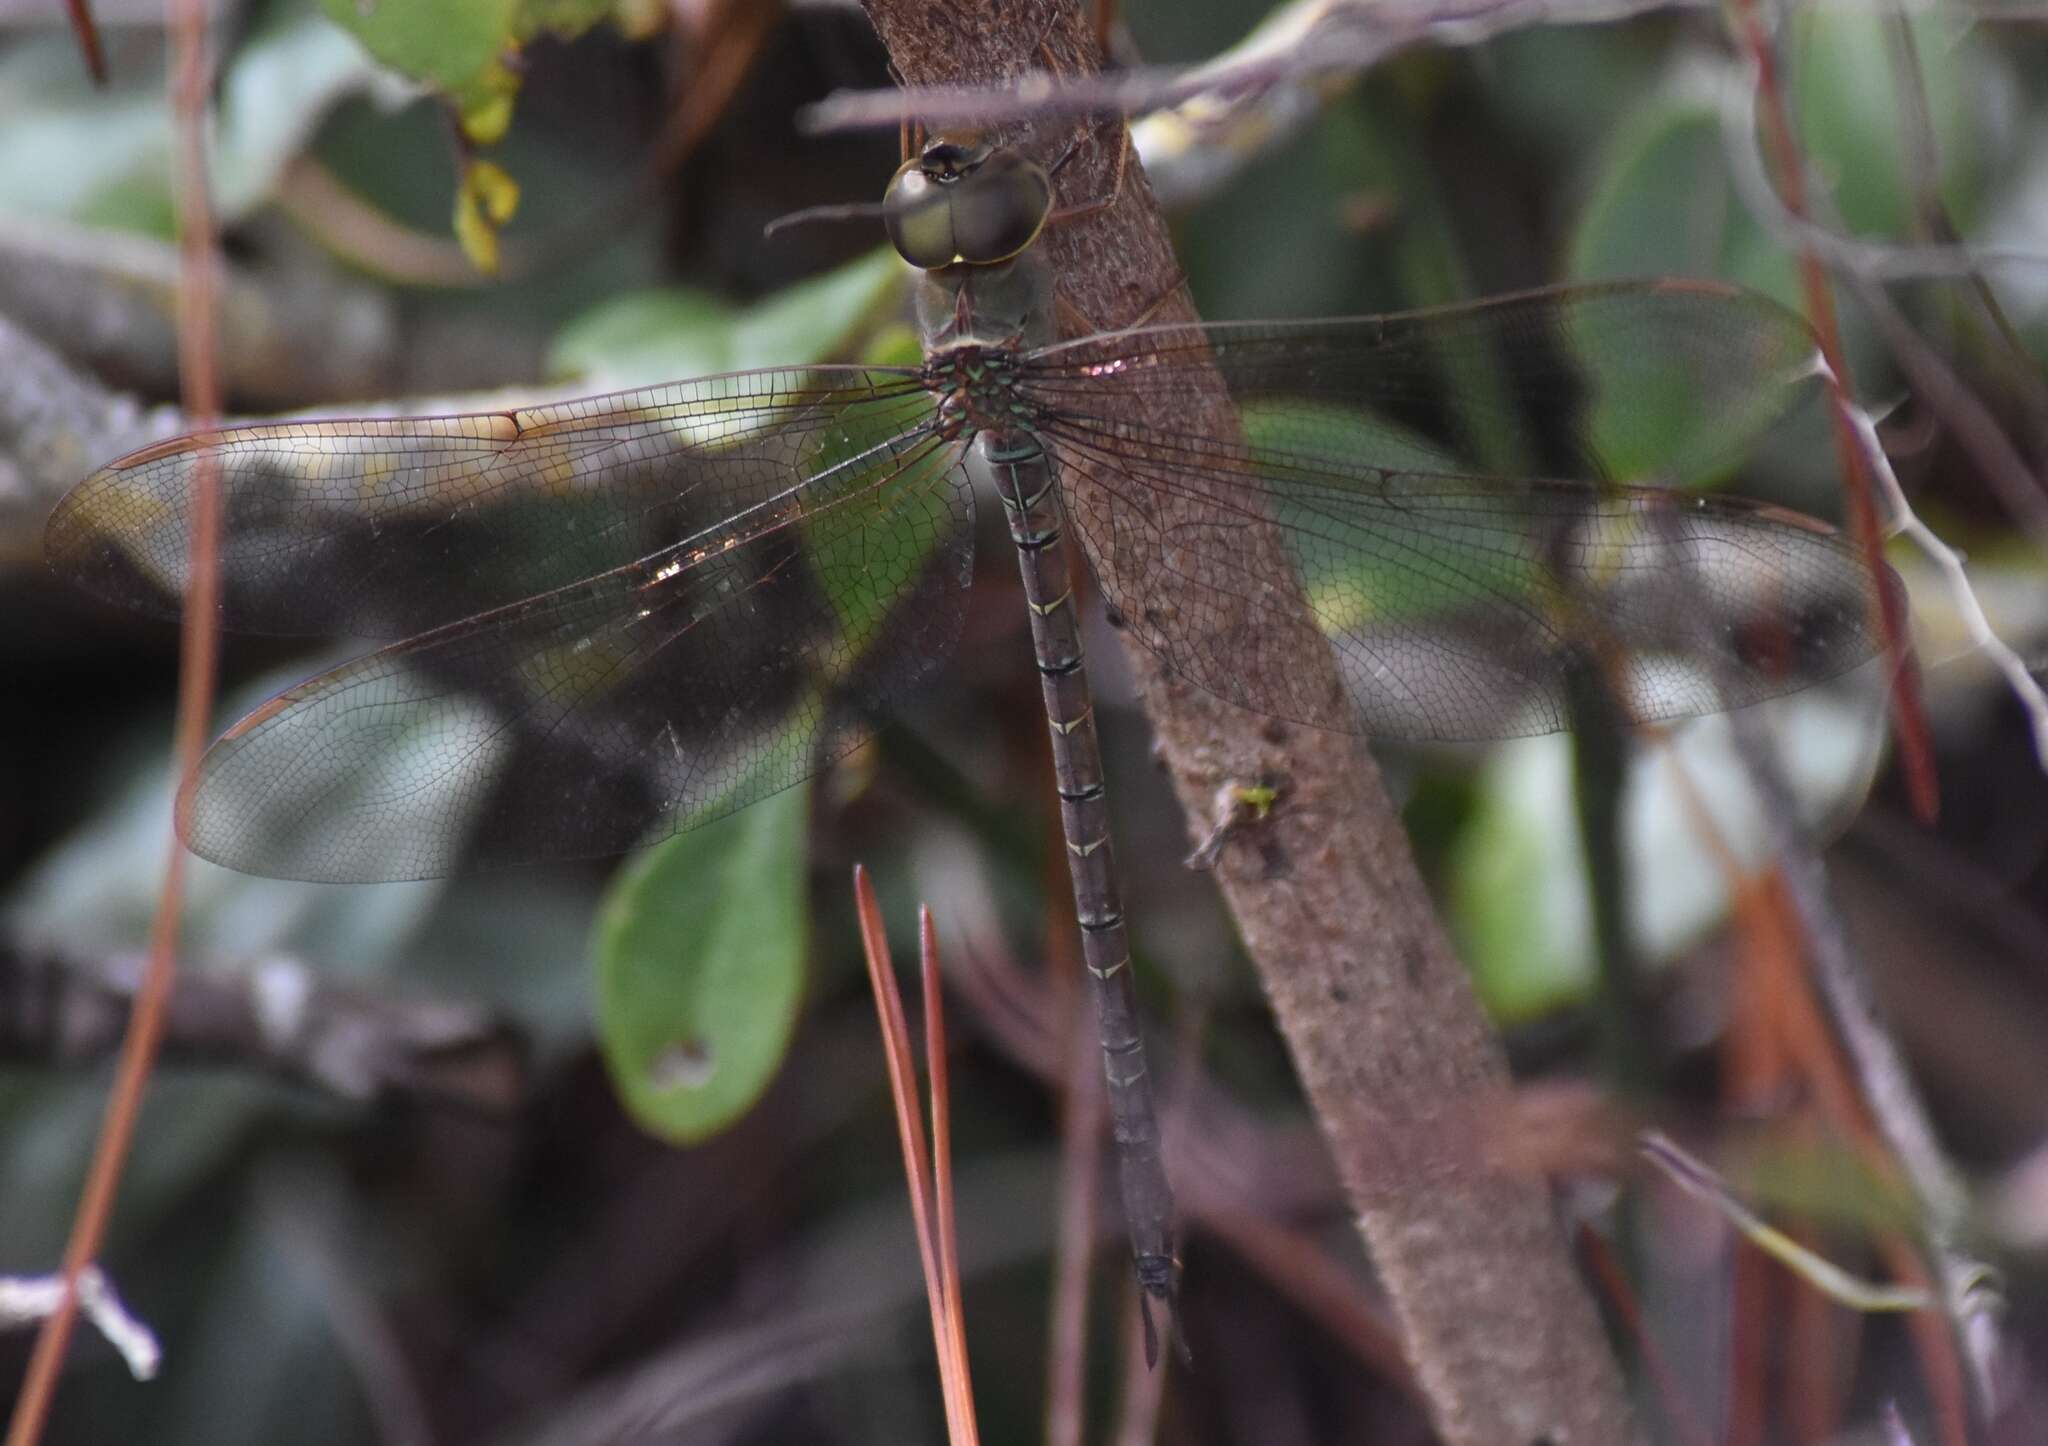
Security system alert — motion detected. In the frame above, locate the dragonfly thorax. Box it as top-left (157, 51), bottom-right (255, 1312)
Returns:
top-left (922, 343), bottom-right (1036, 441)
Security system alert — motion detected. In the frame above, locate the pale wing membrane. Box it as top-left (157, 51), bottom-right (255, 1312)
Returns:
top-left (1026, 281), bottom-right (1827, 486)
top-left (182, 431), bottom-right (973, 881)
top-left (1054, 435), bottom-right (1878, 739)
top-left (1032, 278), bottom-right (1818, 487)
top-left (47, 366), bottom-right (933, 640)
top-left (1028, 293), bottom-right (1880, 741)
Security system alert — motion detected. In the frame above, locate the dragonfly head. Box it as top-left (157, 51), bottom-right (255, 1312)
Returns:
top-left (884, 133), bottom-right (1053, 271)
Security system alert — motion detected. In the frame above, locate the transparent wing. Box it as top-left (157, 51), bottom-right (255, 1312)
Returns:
top-left (48, 366), bottom-right (934, 639)
top-left (1028, 282), bottom-right (1884, 740)
top-left (178, 429), bottom-right (972, 881)
top-left (1029, 280), bottom-right (1826, 486)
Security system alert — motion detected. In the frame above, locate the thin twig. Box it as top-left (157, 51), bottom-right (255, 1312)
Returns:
top-left (851, 868), bottom-right (981, 1444)
top-left (1713, 16), bottom-right (2004, 1409)
top-left (1681, 753), bottom-right (1973, 1446)
top-left (1641, 1133), bottom-right (1934, 1313)
top-left (1726, 0), bottom-right (1940, 822)
top-left (922, 908), bottom-right (981, 1446)
top-left (1652, 714), bottom-right (1953, 1436)
top-left (817, 0), bottom-right (1706, 134)
top-left (1717, 685), bottom-right (2001, 1428)
top-left (917, 833), bottom-right (1509, 1419)
top-left (1838, 395), bottom-right (2048, 772)
top-left (3, 0), bottom-right (224, 1437)
top-left (0, 1268), bottom-right (158, 1383)
top-left (1575, 1227), bottom-right (1715, 1446)
top-left (62, 0), bottom-right (106, 85)
top-left (1718, 71), bottom-right (2048, 555)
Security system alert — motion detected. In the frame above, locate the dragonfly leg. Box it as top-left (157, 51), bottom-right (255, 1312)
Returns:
top-left (884, 57), bottom-right (914, 163)
top-left (1045, 116), bottom-right (1131, 227)
top-left (1053, 265), bottom-right (1185, 338)
top-left (1092, 0), bottom-right (1123, 57)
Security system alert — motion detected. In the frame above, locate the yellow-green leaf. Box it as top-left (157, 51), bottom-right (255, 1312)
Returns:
top-left (452, 157), bottom-right (521, 274)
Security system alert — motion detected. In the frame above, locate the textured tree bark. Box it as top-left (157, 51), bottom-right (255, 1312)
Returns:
top-left (858, 4), bottom-right (1633, 1442)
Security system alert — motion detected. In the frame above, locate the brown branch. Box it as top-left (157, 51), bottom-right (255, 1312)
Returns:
top-left (0, 213), bottom-right (414, 411)
top-left (0, 943), bottom-right (526, 1111)
top-left (860, 4), bottom-right (1632, 1441)
top-left (814, 0), bottom-right (1710, 138)
top-left (0, 307), bottom-right (559, 565)
top-left (63, 0), bottom-right (106, 86)
top-left (0, 311), bottom-right (184, 562)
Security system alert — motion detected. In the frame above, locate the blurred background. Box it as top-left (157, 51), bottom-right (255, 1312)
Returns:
top-left (1, 0), bottom-right (2046, 1442)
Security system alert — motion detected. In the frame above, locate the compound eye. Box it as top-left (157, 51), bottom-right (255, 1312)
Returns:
top-left (948, 148), bottom-right (1053, 264)
top-left (882, 158), bottom-right (956, 269)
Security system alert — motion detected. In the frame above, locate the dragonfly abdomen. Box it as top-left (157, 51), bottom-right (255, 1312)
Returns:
top-left (979, 422), bottom-right (1180, 1344)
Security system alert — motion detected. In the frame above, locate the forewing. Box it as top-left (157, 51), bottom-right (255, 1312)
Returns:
top-left (48, 367), bottom-right (934, 640)
top-left (1029, 284), bottom-right (1884, 740)
top-left (1029, 281), bottom-right (1827, 485)
top-left (181, 431), bottom-right (973, 881)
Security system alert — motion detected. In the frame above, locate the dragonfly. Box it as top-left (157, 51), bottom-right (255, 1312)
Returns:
top-left (48, 129), bottom-right (1883, 1359)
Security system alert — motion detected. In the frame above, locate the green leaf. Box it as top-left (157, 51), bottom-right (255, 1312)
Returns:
top-left (1562, 285), bottom-right (1821, 486)
top-left (593, 785), bottom-right (809, 1143)
top-left (319, 0), bottom-right (629, 143)
top-left (549, 245), bottom-right (906, 388)
top-left (550, 247), bottom-right (926, 656)
top-left (1571, 95), bottom-right (1832, 480)
top-left (1568, 88), bottom-right (1810, 330)
top-left (1448, 736), bottom-right (1595, 1022)
top-left (1448, 685), bottom-right (1888, 1023)
top-left (1570, 97), bottom-right (1748, 287)
top-left (1789, 6), bottom-right (1990, 239)
top-left (214, 1), bottom-right (409, 219)
top-left (321, 0), bottom-right (522, 140)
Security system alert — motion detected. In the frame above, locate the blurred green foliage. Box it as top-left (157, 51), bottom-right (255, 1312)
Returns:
top-left (549, 245), bottom-right (906, 388)
top-left (319, 0), bottom-right (654, 266)
top-left (0, 0), bottom-right (400, 232)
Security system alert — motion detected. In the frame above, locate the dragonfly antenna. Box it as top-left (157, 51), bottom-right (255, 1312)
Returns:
top-left (763, 199), bottom-right (889, 241)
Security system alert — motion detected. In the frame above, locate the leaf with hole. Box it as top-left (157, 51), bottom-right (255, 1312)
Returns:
top-left (593, 784), bottom-right (809, 1144)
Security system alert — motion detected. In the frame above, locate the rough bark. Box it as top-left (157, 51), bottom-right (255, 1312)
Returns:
top-left (859, 4), bottom-right (1634, 1442)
